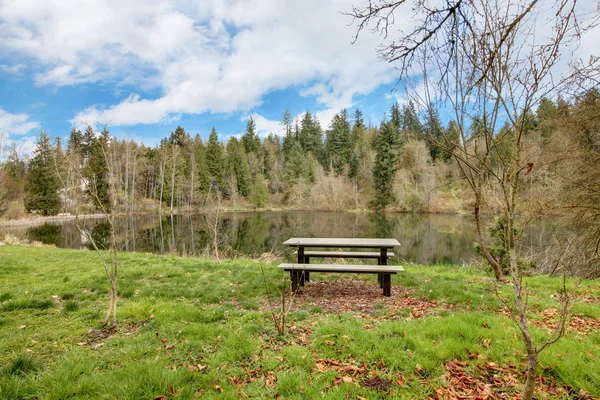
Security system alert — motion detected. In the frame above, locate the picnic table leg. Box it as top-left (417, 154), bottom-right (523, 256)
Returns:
top-left (379, 248), bottom-right (388, 288)
top-left (297, 246), bottom-right (309, 282)
top-left (290, 270), bottom-right (299, 292)
top-left (304, 256), bottom-right (310, 282)
top-left (382, 274), bottom-right (391, 296)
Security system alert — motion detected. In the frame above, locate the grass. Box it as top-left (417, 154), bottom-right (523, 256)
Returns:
top-left (0, 246), bottom-right (598, 399)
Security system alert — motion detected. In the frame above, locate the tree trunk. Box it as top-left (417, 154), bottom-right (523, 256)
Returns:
top-left (170, 146), bottom-right (176, 214)
top-left (474, 195), bottom-right (504, 280)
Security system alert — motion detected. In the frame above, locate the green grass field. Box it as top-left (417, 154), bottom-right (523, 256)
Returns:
top-left (0, 246), bottom-right (599, 399)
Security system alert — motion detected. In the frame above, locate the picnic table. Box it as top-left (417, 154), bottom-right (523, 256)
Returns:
top-left (278, 237), bottom-right (403, 296)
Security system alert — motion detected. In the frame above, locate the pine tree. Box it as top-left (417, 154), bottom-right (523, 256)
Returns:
top-left (25, 132), bottom-right (61, 215)
top-left (226, 137), bottom-right (252, 197)
top-left (299, 111), bottom-right (323, 159)
top-left (326, 109), bottom-right (351, 175)
top-left (86, 128), bottom-right (111, 211)
top-left (401, 101), bottom-right (422, 137)
top-left (206, 127), bottom-right (226, 192)
top-left (281, 109), bottom-right (297, 159)
top-left (241, 117), bottom-right (261, 154)
top-left (68, 128), bottom-right (84, 155)
top-left (423, 106), bottom-right (444, 161)
top-left (284, 141), bottom-right (312, 187)
top-left (389, 102), bottom-right (402, 131)
top-left (82, 125), bottom-right (95, 163)
top-left (373, 121), bottom-right (401, 210)
top-left (443, 120), bottom-right (460, 162)
top-left (536, 97), bottom-right (558, 138)
top-left (193, 134), bottom-right (210, 194)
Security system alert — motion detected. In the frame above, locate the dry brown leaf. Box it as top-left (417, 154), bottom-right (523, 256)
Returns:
top-left (396, 373), bottom-right (407, 386)
top-left (212, 385), bottom-right (223, 393)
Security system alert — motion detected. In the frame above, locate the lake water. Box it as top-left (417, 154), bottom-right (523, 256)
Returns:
top-left (1, 211), bottom-right (561, 265)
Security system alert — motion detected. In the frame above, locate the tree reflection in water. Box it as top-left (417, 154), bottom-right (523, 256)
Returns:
top-left (14, 211), bottom-right (559, 265)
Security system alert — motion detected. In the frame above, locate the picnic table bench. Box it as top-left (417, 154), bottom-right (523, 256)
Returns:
top-left (279, 238), bottom-right (403, 296)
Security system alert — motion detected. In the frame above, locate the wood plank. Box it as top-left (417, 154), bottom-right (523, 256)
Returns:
top-left (277, 263), bottom-right (404, 273)
top-left (283, 237), bottom-right (400, 248)
top-left (294, 251), bottom-right (396, 258)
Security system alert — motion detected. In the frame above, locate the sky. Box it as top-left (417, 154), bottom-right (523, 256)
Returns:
top-left (1, 0), bottom-right (598, 156)
top-left (0, 0), bottom-right (409, 155)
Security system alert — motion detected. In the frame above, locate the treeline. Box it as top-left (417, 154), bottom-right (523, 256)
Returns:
top-left (0, 90), bottom-right (598, 221)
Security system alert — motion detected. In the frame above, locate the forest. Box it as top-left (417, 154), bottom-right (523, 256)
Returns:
top-left (1, 91), bottom-right (598, 216)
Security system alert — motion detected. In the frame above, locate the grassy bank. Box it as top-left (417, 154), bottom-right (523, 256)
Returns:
top-left (0, 246), bottom-right (599, 399)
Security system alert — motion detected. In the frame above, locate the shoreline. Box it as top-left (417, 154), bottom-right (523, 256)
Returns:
top-left (0, 208), bottom-right (475, 228)
top-left (0, 206), bottom-right (555, 229)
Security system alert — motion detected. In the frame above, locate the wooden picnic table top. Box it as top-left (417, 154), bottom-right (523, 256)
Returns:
top-left (282, 237), bottom-right (400, 248)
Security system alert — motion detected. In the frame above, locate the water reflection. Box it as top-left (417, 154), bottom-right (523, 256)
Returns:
top-left (3, 211), bottom-right (561, 265)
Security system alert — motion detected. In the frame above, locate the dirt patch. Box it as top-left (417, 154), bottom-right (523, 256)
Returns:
top-left (78, 320), bottom-right (149, 348)
top-left (361, 376), bottom-right (393, 392)
top-left (293, 278), bottom-right (455, 316)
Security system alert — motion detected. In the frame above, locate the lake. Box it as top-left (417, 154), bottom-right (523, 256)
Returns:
top-left (1, 211), bottom-right (561, 265)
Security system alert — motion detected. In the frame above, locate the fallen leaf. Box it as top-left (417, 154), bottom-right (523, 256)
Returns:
top-left (415, 363), bottom-right (422, 372)
top-left (396, 373), bottom-right (407, 386)
top-left (324, 340), bottom-right (335, 346)
top-left (212, 385), bottom-right (223, 393)
top-left (341, 376), bottom-right (353, 384)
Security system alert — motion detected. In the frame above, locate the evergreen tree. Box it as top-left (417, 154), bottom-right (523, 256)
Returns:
top-left (373, 121), bottom-right (401, 210)
top-left (401, 101), bottom-right (422, 137)
top-left (349, 108), bottom-right (366, 180)
top-left (298, 111), bottom-right (323, 159)
top-left (536, 97), bottom-right (558, 138)
top-left (325, 109), bottom-right (351, 175)
top-left (226, 137), bottom-right (252, 197)
top-left (249, 173), bottom-right (269, 207)
top-left (192, 134), bottom-right (210, 194)
top-left (25, 132), bottom-right (61, 215)
top-left (442, 120), bottom-right (461, 162)
top-left (241, 117), bottom-right (261, 154)
top-left (206, 127), bottom-right (226, 192)
top-left (82, 125), bottom-right (95, 163)
top-left (68, 128), bottom-right (84, 154)
top-left (86, 128), bottom-right (111, 211)
top-left (284, 141), bottom-right (312, 186)
top-left (389, 102), bottom-right (402, 131)
top-left (281, 109), bottom-right (297, 159)
top-left (423, 106), bottom-right (445, 161)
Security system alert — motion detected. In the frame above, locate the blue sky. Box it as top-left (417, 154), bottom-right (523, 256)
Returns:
top-left (0, 0), bottom-right (409, 154)
top-left (2, 0), bottom-right (597, 155)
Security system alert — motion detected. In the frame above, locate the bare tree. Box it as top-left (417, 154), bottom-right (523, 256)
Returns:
top-left (56, 130), bottom-right (121, 327)
top-left (203, 182), bottom-right (223, 262)
top-left (348, 0), bottom-right (598, 398)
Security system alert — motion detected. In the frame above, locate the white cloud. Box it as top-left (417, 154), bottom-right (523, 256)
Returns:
top-left (245, 113), bottom-right (285, 138)
top-left (0, 0), bottom-right (400, 127)
top-left (0, 108), bottom-right (40, 135)
top-left (0, 63), bottom-right (26, 75)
